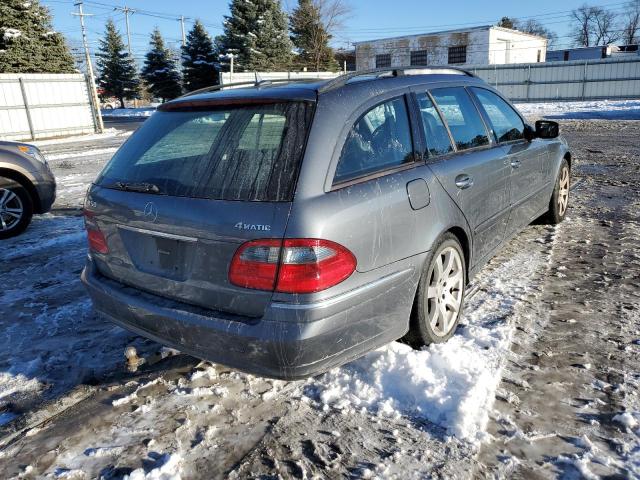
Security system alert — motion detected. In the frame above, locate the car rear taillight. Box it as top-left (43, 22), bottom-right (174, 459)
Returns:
top-left (228, 239), bottom-right (281, 290)
top-left (229, 239), bottom-right (356, 294)
top-left (83, 209), bottom-right (109, 254)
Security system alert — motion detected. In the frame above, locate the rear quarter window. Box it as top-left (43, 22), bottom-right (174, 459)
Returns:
top-left (334, 96), bottom-right (414, 184)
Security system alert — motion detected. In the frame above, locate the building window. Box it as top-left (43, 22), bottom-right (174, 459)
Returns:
top-left (448, 46), bottom-right (467, 64)
top-left (563, 51), bottom-right (570, 61)
top-left (537, 50), bottom-right (541, 63)
top-left (410, 50), bottom-right (428, 66)
top-left (375, 54), bottom-right (391, 68)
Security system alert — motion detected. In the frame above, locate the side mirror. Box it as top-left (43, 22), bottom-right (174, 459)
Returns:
top-left (523, 124), bottom-right (536, 142)
top-left (535, 120), bottom-right (560, 139)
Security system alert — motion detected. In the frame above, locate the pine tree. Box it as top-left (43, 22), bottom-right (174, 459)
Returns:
top-left (0, 0), bottom-right (75, 73)
top-left (141, 28), bottom-right (182, 102)
top-left (96, 19), bottom-right (139, 108)
top-left (181, 20), bottom-right (219, 92)
top-left (221, 0), bottom-right (293, 72)
top-left (290, 0), bottom-right (338, 71)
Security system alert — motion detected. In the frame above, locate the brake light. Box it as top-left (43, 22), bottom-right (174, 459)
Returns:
top-left (229, 239), bottom-right (356, 294)
top-left (83, 209), bottom-right (109, 254)
top-left (228, 239), bottom-right (281, 290)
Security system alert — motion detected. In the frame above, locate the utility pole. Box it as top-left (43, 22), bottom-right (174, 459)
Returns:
top-left (179, 16), bottom-right (186, 47)
top-left (115, 6), bottom-right (136, 106)
top-left (72, 2), bottom-right (104, 133)
top-left (117, 6), bottom-right (136, 56)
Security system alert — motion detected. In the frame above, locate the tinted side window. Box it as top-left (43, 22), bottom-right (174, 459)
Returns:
top-left (430, 88), bottom-right (489, 151)
top-left (334, 97), bottom-right (413, 184)
top-left (416, 93), bottom-right (453, 157)
top-left (471, 88), bottom-right (524, 143)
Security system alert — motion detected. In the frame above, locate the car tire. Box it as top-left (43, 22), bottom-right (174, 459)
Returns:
top-left (0, 177), bottom-right (34, 239)
top-left (544, 158), bottom-right (570, 225)
top-left (405, 233), bottom-right (467, 347)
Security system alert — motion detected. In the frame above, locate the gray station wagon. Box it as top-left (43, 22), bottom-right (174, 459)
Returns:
top-left (81, 67), bottom-right (571, 379)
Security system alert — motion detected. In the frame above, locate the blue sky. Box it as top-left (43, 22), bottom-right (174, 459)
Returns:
top-left (42, 0), bottom-right (628, 61)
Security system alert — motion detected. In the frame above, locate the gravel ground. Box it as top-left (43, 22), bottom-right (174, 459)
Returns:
top-left (0, 118), bottom-right (638, 479)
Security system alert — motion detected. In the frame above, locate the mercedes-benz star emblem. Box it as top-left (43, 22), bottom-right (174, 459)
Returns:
top-left (143, 202), bottom-right (158, 222)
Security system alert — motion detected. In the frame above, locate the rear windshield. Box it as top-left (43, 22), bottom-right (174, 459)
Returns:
top-left (97, 101), bottom-right (314, 202)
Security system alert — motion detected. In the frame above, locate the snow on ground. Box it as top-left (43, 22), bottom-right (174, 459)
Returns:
top-left (306, 236), bottom-right (553, 443)
top-left (31, 128), bottom-right (131, 147)
top-left (515, 99), bottom-right (640, 120)
top-left (0, 214), bottom-right (158, 412)
top-left (2, 118), bottom-right (640, 477)
top-left (101, 108), bottom-right (155, 118)
top-left (35, 128), bottom-right (134, 208)
top-left (45, 147), bottom-right (119, 161)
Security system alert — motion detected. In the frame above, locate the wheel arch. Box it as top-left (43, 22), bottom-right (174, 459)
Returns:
top-left (564, 151), bottom-right (572, 170)
top-left (445, 226), bottom-right (471, 283)
top-left (0, 168), bottom-right (40, 213)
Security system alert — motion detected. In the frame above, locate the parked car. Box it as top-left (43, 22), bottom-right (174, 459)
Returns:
top-left (0, 141), bottom-right (56, 239)
top-left (100, 99), bottom-right (118, 110)
top-left (81, 68), bottom-right (571, 379)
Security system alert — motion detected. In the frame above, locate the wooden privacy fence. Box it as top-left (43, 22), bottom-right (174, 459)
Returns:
top-left (0, 73), bottom-right (100, 141)
top-left (470, 57), bottom-right (640, 102)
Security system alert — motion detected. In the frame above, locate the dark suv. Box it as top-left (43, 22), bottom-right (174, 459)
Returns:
top-left (82, 68), bottom-right (571, 379)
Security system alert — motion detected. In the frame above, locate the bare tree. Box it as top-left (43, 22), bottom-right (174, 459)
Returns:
top-left (592, 6), bottom-right (620, 44)
top-left (571, 4), bottom-right (597, 46)
top-left (290, 0), bottom-right (351, 71)
top-left (622, 0), bottom-right (640, 44)
top-left (519, 18), bottom-right (558, 48)
top-left (571, 4), bottom-right (620, 46)
top-left (317, 0), bottom-right (350, 37)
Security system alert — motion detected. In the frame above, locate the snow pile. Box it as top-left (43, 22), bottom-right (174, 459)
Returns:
top-left (515, 99), bottom-right (640, 120)
top-left (124, 454), bottom-right (182, 480)
top-left (0, 371), bottom-right (43, 401)
top-left (308, 244), bottom-right (552, 443)
top-left (614, 412), bottom-right (639, 429)
top-left (310, 339), bottom-right (503, 441)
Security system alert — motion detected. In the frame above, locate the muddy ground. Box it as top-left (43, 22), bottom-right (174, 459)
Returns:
top-left (0, 119), bottom-right (638, 479)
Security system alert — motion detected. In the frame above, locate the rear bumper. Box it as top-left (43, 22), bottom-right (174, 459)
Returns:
top-left (81, 258), bottom-right (418, 379)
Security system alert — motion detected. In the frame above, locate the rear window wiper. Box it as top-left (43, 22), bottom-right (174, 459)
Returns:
top-left (110, 181), bottom-right (161, 194)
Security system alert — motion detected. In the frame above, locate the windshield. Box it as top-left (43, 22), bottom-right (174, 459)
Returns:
top-left (97, 101), bottom-right (314, 202)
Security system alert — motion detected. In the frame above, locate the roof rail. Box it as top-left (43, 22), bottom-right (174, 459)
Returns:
top-left (317, 66), bottom-right (475, 93)
top-left (179, 77), bottom-right (327, 98)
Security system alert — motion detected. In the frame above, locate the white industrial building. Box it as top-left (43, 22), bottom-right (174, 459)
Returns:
top-left (355, 25), bottom-right (547, 71)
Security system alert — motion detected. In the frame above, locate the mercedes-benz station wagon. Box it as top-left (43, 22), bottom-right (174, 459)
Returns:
top-left (81, 68), bottom-right (571, 379)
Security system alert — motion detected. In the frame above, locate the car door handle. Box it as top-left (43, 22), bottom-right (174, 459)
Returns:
top-left (510, 159), bottom-right (521, 168)
top-left (455, 174), bottom-right (473, 189)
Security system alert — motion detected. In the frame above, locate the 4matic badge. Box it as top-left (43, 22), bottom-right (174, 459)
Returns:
top-left (234, 222), bottom-right (271, 231)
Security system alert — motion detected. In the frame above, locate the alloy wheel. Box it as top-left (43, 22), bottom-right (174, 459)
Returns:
top-left (426, 246), bottom-right (464, 337)
top-left (558, 166), bottom-right (570, 216)
top-left (0, 188), bottom-right (24, 232)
